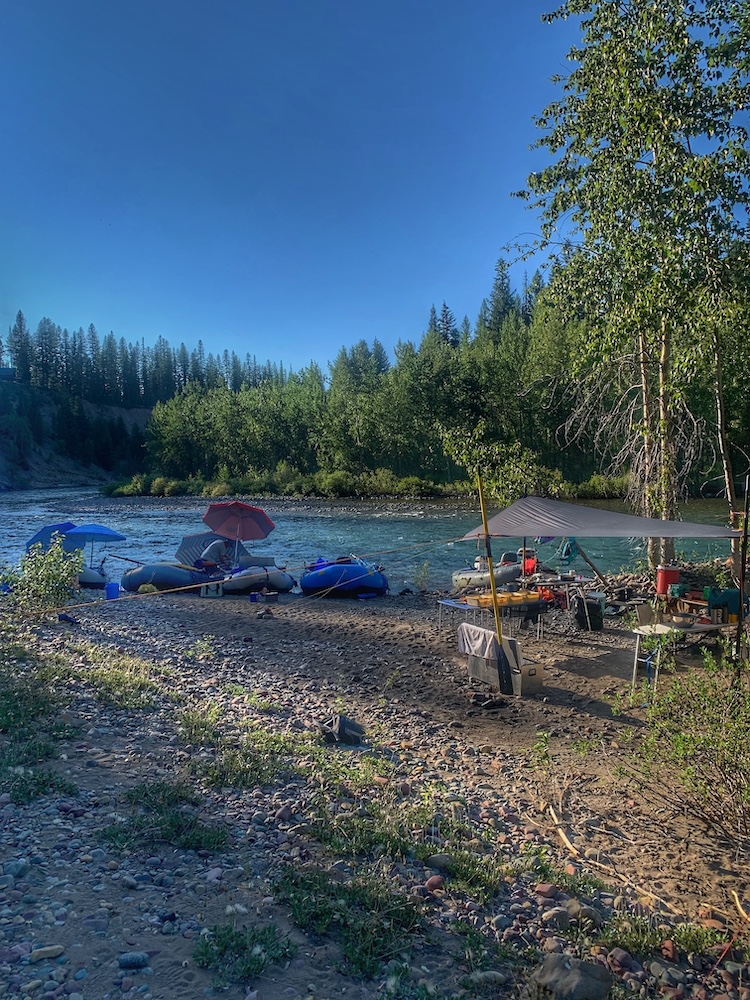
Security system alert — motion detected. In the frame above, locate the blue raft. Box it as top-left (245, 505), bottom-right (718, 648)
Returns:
top-left (299, 556), bottom-right (388, 598)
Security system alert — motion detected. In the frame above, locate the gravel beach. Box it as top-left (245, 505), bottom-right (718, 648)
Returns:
top-left (0, 589), bottom-right (748, 1000)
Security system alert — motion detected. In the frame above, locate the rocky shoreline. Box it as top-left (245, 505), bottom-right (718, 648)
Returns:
top-left (0, 590), bottom-right (747, 1000)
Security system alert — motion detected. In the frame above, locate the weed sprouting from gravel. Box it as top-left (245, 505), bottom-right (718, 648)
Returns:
top-left (102, 779), bottom-right (228, 851)
top-left (272, 863), bottom-right (424, 977)
top-left (194, 922), bottom-right (295, 987)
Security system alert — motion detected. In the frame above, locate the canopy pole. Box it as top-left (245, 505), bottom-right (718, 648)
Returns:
top-left (477, 473), bottom-right (503, 642)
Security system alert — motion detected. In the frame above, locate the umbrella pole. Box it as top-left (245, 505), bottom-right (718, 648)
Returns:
top-left (477, 474), bottom-right (503, 642)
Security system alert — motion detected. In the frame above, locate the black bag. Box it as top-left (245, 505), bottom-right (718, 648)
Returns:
top-left (572, 596), bottom-right (603, 631)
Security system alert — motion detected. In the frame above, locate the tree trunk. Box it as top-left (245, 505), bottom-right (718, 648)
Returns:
top-left (712, 324), bottom-right (740, 573)
top-left (638, 328), bottom-right (660, 567)
top-left (658, 315), bottom-right (677, 565)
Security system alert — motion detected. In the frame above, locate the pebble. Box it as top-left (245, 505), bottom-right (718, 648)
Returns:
top-left (0, 591), bottom-right (745, 1000)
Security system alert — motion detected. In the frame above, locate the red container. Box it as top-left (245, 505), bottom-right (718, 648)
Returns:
top-left (656, 565), bottom-right (681, 596)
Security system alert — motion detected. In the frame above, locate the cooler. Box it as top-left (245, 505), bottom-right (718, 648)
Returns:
top-left (656, 565), bottom-right (681, 596)
top-left (511, 662), bottom-right (544, 697)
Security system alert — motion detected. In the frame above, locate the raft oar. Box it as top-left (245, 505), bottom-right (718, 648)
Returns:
top-left (108, 553), bottom-right (145, 565)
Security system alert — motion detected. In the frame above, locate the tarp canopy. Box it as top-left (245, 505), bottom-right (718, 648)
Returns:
top-left (461, 496), bottom-right (740, 541)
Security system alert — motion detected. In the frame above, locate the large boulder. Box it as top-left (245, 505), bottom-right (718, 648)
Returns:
top-left (522, 954), bottom-right (612, 1000)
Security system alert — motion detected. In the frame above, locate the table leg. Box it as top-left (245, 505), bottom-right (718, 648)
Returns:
top-left (631, 634), bottom-right (642, 692)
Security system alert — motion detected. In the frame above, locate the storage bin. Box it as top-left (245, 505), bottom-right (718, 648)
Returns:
top-left (466, 593), bottom-right (494, 608)
top-left (466, 638), bottom-right (521, 695)
top-left (200, 582), bottom-right (224, 598)
top-left (511, 662), bottom-right (544, 697)
top-left (105, 582), bottom-right (120, 600)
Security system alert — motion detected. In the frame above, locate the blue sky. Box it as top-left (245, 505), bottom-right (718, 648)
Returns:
top-left (0, 1), bottom-right (580, 373)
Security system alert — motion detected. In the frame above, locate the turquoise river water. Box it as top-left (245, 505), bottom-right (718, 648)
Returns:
top-left (0, 489), bottom-right (736, 593)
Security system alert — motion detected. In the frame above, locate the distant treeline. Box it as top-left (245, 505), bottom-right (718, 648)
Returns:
top-left (2, 311), bottom-right (287, 407)
top-left (3, 255), bottom-right (747, 500)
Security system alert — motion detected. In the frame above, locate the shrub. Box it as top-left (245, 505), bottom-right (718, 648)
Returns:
top-left (393, 475), bottom-right (432, 497)
top-left (632, 649), bottom-right (750, 843)
top-left (315, 470), bottom-right (359, 497)
top-left (6, 538), bottom-right (83, 613)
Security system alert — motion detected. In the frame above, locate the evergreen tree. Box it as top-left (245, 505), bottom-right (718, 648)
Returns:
top-left (7, 311), bottom-right (32, 382)
top-left (436, 301), bottom-right (459, 347)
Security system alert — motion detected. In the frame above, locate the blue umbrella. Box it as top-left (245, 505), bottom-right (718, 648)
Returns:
top-left (26, 521), bottom-right (78, 552)
top-left (62, 523), bottom-right (127, 566)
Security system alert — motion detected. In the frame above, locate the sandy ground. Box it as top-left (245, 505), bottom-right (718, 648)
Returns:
top-left (62, 590), bottom-right (750, 919)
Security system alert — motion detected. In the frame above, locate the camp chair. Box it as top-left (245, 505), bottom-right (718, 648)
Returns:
top-left (634, 603), bottom-right (655, 626)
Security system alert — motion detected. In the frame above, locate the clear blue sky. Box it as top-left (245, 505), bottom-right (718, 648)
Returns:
top-left (1, 1), bottom-right (580, 373)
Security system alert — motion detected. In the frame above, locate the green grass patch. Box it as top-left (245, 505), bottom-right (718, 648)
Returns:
top-left (194, 923), bottom-right (295, 987)
top-left (193, 730), bottom-right (303, 788)
top-left (598, 913), bottom-right (663, 957)
top-left (506, 843), bottom-right (608, 897)
top-left (178, 702), bottom-right (223, 744)
top-left (68, 642), bottom-right (172, 709)
top-left (0, 766), bottom-right (77, 805)
top-left (102, 780), bottom-right (228, 851)
top-left (272, 863), bottom-right (424, 977)
top-left (0, 636), bottom-right (77, 803)
top-left (0, 658), bottom-right (61, 737)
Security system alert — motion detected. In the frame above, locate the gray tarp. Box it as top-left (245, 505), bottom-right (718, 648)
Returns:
top-left (461, 495), bottom-right (740, 541)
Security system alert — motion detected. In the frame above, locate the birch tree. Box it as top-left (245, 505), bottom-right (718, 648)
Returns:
top-left (520, 0), bottom-right (750, 562)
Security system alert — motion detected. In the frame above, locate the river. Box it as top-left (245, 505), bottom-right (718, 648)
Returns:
top-left (0, 489), bottom-right (737, 592)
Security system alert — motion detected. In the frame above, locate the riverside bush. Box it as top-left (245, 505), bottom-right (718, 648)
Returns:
top-left (4, 538), bottom-right (83, 613)
top-left (634, 650), bottom-right (750, 843)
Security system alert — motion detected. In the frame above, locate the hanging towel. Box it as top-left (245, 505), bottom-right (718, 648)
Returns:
top-left (457, 623), bottom-right (500, 659)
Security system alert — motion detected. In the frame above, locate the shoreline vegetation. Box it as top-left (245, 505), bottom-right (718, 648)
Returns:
top-left (105, 469), bottom-right (632, 502)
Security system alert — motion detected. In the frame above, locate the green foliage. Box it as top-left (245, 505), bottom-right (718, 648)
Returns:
top-left (178, 702), bottom-right (223, 745)
top-left (0, 652), bottom-right (58, 737)
top-left (272, 864), bottom-right (423, 977)
top-left (194, 922), bottom-right (295, 987)
top-left (598, 914), bottom-right (663, 957)
top-left (671, 922), bottom-right (730, 955)
top-left (634, 651), bottom-right (750, 841)
top-left (517, 0), bottom-right (750, 531)
top-left (0, 766), bottom-right (77, 805)
top-left (412, 560), bottom-right (431, 592)
top-left (530, 730), bottom-right (552, 773)
top-left (5, 537), bottom-right (83, 613)
top-left (186, 634), bottom-right (217, 660)
top-left (440, 422), bottom-right (565, 506)
top-left (70, 641), bottom-right (172, 708)
top-left (508, 843), bottom-right (608, 898)
top-left (192, 730), bottom-right (301, 788)
top-left (102, 780), bottom-right (228, 850)
top-left (573, 474), bottom-right (630, 500)
top-left (0, 632), bottom-right (77, 803)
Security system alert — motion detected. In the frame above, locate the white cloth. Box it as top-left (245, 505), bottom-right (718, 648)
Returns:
top-left (457, 622), bottom-right (521, 672)
top-left (457, 623), bottom-right (500, 659)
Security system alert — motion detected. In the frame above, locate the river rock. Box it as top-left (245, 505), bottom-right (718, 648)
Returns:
top-left (118, 951), bottom-right (151, 969)
top-left (522, 954), bottom-right (613, 1000)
